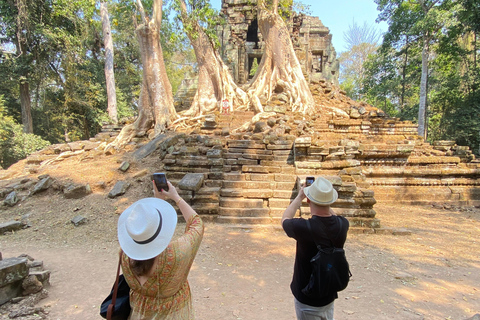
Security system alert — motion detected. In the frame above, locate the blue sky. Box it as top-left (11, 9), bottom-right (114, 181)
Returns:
top-left (211, 0), bottom-right (388, 54)
top-left (307, 0), bottom-right (388, 53)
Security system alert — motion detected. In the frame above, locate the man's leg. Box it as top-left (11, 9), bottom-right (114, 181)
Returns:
top-left (294, 298), bottom-right (334, 320)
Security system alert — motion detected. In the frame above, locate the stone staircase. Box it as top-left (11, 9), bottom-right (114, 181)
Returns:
top-left (155, 106), bottom-right (480, 229)
top-left (159, 131), bottom-right (380, 230)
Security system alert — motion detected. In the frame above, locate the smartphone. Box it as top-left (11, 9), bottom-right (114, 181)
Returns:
top-left (152, 173), bottom-right (169, 191)
top-left (305, 176), bottom-right (315, 186)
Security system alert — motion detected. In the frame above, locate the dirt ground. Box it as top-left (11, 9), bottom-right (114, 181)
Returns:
top-left (1, 148), bottom-right (480, 320)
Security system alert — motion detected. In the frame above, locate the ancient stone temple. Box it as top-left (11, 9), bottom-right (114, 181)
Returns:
top-left (218, 0), bottom-right (339, 86)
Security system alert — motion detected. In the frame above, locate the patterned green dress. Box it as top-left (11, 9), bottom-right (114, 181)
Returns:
top-left (121, 215), bottom-right (204, 320)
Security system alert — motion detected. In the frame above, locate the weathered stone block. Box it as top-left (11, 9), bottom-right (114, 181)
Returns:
top-left (71, 215), bottom-right (87, 226)
top-left (246, 173), bottom-right (274, 182)
top-left (295, 162), bottom-right (322, 169)
top-left (179, 173), bottom-right (205, 192)
top-left (268, 198), bottom-right (291, 208)
top-left (242, 153), bottom-right (275, 161)
top-left (207, 149), bottom-right (223, 158)
top-left (295, 137), bottom-right (311, 147)
top-left (208, 158), bottom-right (225, 166)
top-left (0, 221), bottom-right (24, 234)
top-left (0, 257), bottom-right (28, 305)
top-left (238, 158), bottom-right (257, 165)
top-left (228, 140), bottom-right (265, 149)
top-left (63, 184), bottom-right (91, 199)
top-left (220, 198), bottom-right (264, 208)
top-left (32, 176), bottom-right (54, 195)
top-left (219, 207), bottom-right (270, 217)
top-left (4, 191), bottom-right (19, 207)
top-left (108, 181), bottom-right (130, 198)
top-left (118, 161), bottom-right (130, 172)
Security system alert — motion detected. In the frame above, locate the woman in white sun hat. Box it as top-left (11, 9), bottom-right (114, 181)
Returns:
top-left (117, 179), bottom-right (204, 319)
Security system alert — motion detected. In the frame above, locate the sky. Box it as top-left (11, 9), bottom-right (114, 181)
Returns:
top-left (212, 0), bottom-right (389, 54)
top-left (307, 0), bottom-right (388, 53)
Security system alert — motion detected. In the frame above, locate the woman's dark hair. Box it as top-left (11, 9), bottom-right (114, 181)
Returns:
top-left (130, 257), bottom-right (156, 277)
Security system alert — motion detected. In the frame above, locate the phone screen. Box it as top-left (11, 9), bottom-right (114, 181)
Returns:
top-left (306, 177), bottom-right (315, 186)
top-left (152, 173), bottom-right (169, 191)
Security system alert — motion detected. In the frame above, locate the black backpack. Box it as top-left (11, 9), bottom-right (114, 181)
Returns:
top-left (302, 217), bottom-right (352, 297)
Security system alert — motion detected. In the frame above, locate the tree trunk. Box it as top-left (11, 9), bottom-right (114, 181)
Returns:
top-left (246, 0), bottom-right (314, 114)
top-left (418, 39), bottom-right (428, 139)
top-left (107, 0), bottom-right (176, 149)
top-left (19, 80), bottom-right (33, 133)
top-left (178, 0), bottom-right (249, 117)
top-left (401, 35), bottom-right (409, 108)
top-left (100, 1), bottom-right (118, 124)
top-left (15, 1), bottom-right (33, 134)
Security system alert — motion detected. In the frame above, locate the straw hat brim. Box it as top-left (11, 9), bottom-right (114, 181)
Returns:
top-left (118, 198), bottom-right (177, 261)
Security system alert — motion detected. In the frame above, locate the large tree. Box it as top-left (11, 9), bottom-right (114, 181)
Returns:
top-left (174, 0), bottom-right (249, 118)
top-left (0, 0), bottom-right (40, 133)
top-left (246, 0), bottom-right (314, 114)
top-left (109, 0), bottom-right (177, 148)
top-left (100, 0), bottom-right (118, 124)
top-left (376, 0), bottom-right (456, 139)
top-left (339, 20), bottom-right (381, 100)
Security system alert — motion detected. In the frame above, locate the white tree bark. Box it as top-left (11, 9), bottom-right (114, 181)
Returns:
top-left (101, 1), bottom-right (118, 124)
top-left (418, 40), bottom-right (428, 139)
top-left (177, 0), bottom-right (249, 117)
top-left (247, 0), bottom-right (315, 115)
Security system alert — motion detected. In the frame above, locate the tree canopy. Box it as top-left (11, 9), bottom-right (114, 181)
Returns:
top-left (0, 0), bottom-right (479, 167)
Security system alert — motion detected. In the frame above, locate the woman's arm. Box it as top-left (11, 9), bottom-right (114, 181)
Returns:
top-left (152, 180), bottom-right (197, 222)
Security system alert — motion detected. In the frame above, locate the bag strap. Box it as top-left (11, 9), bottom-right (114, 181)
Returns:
top-left (107, 251), bottom-right (123, 320)
top-left (306, 217), bottom-right (343, 249)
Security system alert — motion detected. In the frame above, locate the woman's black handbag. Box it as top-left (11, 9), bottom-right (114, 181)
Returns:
top-left (100, 252), bottom-right (131, 320)
top-left (302, 218), bottom-right (352, 297)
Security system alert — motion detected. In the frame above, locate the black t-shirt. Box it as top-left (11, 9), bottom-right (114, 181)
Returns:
top-left (282, 215), bottom-right (349, 307)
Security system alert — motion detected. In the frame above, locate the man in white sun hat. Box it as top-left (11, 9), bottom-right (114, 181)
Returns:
top-left (282, 176), bottom-right (349, 320)
top-left (117, 178), bottom-right (204, 319)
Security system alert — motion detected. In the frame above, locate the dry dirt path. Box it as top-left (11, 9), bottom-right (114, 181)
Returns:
top-left (1, 203), bottom-right (480, 320)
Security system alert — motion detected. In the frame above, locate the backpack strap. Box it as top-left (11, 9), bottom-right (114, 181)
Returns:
top-left (306, 217), bottom-right (343, 249)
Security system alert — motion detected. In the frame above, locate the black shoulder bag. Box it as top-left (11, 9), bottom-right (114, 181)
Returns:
top-left (100, 252), bottom-right (131, 320)
top-left (302, 218), bottom-right (352, 297)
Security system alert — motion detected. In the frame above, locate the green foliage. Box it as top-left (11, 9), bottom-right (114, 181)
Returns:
top-left (0, 97), bottom-right (50, 169)
top-left (171, 0), bottom-right (222, 47)
top-left (250, 58), bottom-right (259, 76)
top-left (292, 1), bottom-right (312, 15)
top-left (339, 42), bottom-right (378, 100)
top-left (365, 0), bottom-right (480, 153)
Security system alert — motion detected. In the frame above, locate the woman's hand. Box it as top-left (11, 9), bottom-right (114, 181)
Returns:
top-left (153, 180), bottom-right (180, 202)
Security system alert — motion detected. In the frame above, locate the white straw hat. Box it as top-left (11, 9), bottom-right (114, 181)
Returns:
top-left (304, 177), bottom-right (338, 206)
top-left (118, 198), bottom-right (177, 261)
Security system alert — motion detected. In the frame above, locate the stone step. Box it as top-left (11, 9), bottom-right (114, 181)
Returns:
top-left (191, 203), bottom-right (219, 215)
top-left (222, 181), bottom-right (296, 190)
top-left (346, 217), bottom-right (381, 228)
top-left (220, 198), bottom-right (264, 208)
top-left (216, 216), bottom-right (280, 224)
top-left (219, 207), bottom-right (270, 217)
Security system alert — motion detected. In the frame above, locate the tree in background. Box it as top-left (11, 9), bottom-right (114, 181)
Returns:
top-left (427, 0), bottom-right (480, 152)
top-left (0, 95), bottom-right (50, 169)
top-left (339, 20), bottom-right (381, 100)
top-left (0, 0), bottom-right (49, 133)
top-left (375, 0), bottom-right (457, 139)
top-left (109, 0), bottom-right (178, 148)
top-left (364, 1), bottom-right (480, 153)
top-left (246, 0), bottom-right (314, 114)
top-left (0, 0), bottom-right (116, 144)
top-left (173, 0), bottom-right (249, 118)
top-left (100, 0), bottom-right (118, 124)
